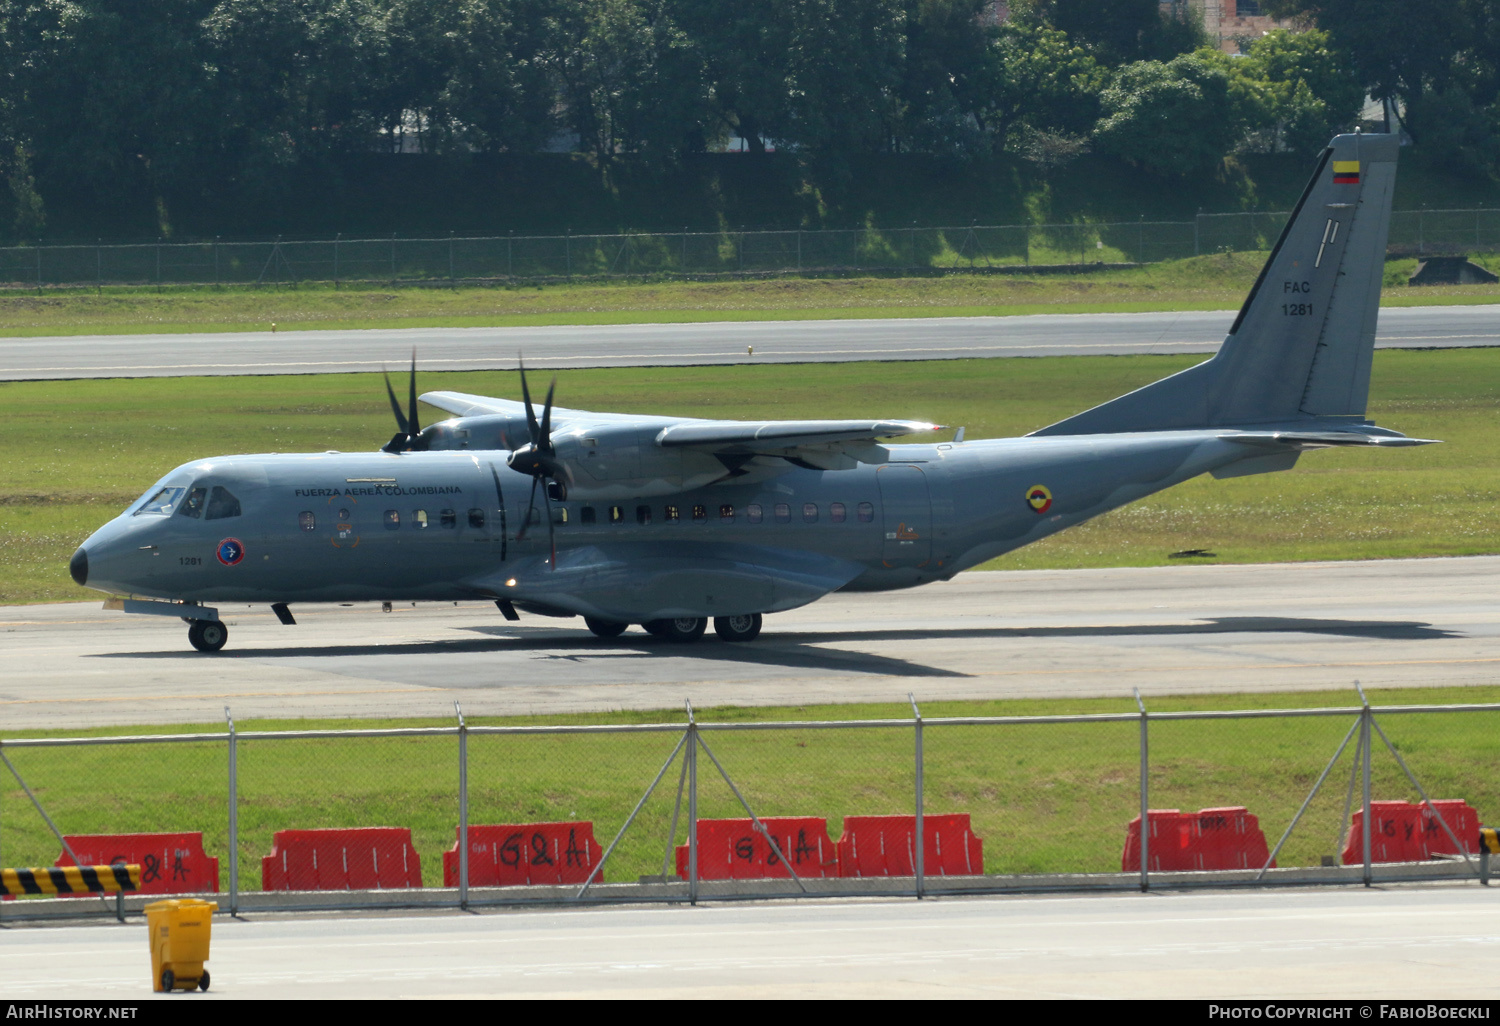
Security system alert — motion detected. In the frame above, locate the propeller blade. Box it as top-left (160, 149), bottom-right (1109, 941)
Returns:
top-left (382, 369), bottom-right (409, 435)
top-left (539, 375), bottom-right (557, 453)
top-left (518, 357), bottom-right (541, 447)
top-left (517, 475), bottom-right (540, 542)
top-left (407, 349), bottom-right (421, 441)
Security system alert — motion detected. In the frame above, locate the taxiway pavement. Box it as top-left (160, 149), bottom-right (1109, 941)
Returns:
top-left (1, 305), bottom-right (1496, 380)
top-left (2, 886), bottom-right (1497, 998)
top-left (3, 556), bottom-right (1497, 730)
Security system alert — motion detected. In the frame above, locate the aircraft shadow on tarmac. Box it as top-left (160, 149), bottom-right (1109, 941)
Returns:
top-left (91, 615), bottom-right (1453, 681)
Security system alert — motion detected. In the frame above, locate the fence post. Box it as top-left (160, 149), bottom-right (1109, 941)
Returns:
top-left (156, 238), bottom-right (161, 291)
top-left (1194, 210), bottom-right (1201, 257)
top-left (687, 701), bottom-right (698, 906)
top-left (910, 694), bottom-right (924, 899)
top-left (457, 702), bottom-right (468, 911)
top-left (390, 233), bottom-right (396, 282)
top-left (35, 244), bottom-right (41, 293)
top-left (1419, 207), bottom-right (1425, 255)
top-left (449, 231), bottom-right (455, 286)
top-left (508, 231), bottom-right (513, 278)
top-left (96, 239), bottom-right (101, 295)
top-left (796, 229), bottom-right (801, 271)
top-left (1360, 685), bottom-right (1372, 887)
top-left (1136, 688), bottom-right (1148, 892)
top-left (225, 706), bottom-right (238, 915)
top-left (682, 226), bottom-right (687, 272)
top-left (566, 228), bottom-right (571, 278)
top-left (333, 233), bottom-right (340, 288)
top-left (214, 237), bottom-right (220, 287)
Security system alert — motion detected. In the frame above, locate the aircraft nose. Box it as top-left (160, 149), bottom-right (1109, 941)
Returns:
top-left (69, 546), bottom-right (88, 586)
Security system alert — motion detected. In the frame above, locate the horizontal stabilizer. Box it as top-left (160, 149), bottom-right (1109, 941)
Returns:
top-left (1221, 431), bottom-right (1439, 449)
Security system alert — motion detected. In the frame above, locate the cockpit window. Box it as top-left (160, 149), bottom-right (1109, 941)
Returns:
top-left (176, 486), bottom-right (208, 519)
top-left (134, 486), bottom-right (184, 516)
top-left (205, 486), bottom-right (242, 520)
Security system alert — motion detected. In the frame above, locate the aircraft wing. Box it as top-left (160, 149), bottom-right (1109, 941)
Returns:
top-left (656, 420), bottom-right (942, 451)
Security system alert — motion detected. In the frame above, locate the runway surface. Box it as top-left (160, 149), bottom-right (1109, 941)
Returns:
top-left (1, 304), bottom-right (1496, 379)
top-left (4, 556), bottom-right (1498, 730)
top-left (2, 887), bottom-right (1496, 998)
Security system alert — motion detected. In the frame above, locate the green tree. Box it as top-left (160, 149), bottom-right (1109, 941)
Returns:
top-left (968, 22), bottom-right (1101, 150)
top-left (895, 0), bottom-right (989, 155)
top-left (783, 0), bottom-right (907, 163)
top-left (1020, 0), bottom-right (1206, 65)
top-left (1231, 29), bottom-right (1364, 155)
top-left (1093, 52), bottom-right (1240, 176)
top-left (438, 0), bottom-right (558, 153)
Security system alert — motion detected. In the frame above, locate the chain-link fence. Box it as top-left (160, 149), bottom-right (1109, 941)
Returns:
top-left (0, 209), bottom-right (1493, 289)
top-left (1, 697), bottom-right (1495, 919)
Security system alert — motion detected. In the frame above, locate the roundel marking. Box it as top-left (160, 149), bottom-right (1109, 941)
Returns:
top-left (216, 537), bottom-right (246, 566)
top-left (1026, 485), bottom-right (1053, 514)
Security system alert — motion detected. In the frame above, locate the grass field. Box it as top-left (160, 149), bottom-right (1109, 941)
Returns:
top-left (2, 347), bottom-right (1497, 603)
top-left (0, 252), bottom-right (1497, 335)
top-left (2, 688), bottom-right (1494, 885)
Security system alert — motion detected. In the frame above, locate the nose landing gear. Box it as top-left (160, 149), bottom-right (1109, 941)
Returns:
top-left (187, 619), bottom-right (228, 653)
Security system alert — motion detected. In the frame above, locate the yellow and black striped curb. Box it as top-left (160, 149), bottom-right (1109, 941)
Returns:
top-left (2, 864), bottom-right (140, 895)
top-left (1482, 827), bottom-right (1499, 856)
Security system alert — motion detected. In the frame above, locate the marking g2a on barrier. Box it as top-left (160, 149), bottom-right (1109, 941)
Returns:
top-left (3, 863), bottom-right (140, 896)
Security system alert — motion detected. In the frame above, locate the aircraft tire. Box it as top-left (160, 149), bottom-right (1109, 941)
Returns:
top-left (584, 617), bottom-right (628, 638)
top-left (188, 619), bottom-right (228, 653)
top-left (642, 617), bottom-right (707, 642)
top-left (713, 613), bottom-right (763, 642)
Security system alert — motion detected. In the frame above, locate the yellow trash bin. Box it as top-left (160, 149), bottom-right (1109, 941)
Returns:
top-left (145, 898), bottom-right (217, 993)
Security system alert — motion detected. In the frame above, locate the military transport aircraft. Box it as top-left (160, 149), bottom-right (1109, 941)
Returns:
top-left (70, 132), bottom-right (1431, 652)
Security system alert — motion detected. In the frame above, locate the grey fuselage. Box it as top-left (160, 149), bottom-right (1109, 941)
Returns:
top-left (78, 429), bottom-right (1253, 623)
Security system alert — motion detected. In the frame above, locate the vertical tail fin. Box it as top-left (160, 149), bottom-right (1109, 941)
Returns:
top-left (1034, 132), bottom-right (1399, 436)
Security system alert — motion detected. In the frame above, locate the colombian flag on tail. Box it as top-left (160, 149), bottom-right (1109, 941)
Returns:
top-left (1333, 160), bottom-right (1360, 185)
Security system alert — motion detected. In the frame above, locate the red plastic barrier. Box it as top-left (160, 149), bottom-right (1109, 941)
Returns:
top-left (56, 832), bottom-right (219, 895)
top-left (834, 814), bottom-right (984, 878)
top-left (1423, 800), bottom-right (1480, 857)
top-left (1122, 810), bottom-right (1191, 872)
top-left (442, 822), bottom-right (602, 887)
top-left (1187, 807), bottom-right (1274, 871)
top-left (261, 828), bottom-right (422, 891)
top-left (674, 817), bottom-right (838, 880)
top-left (1343, 799), bottom-right (1482, 864)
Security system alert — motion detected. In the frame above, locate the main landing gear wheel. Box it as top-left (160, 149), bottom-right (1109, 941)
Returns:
top-left (713, 613), bottom-right (763, 642)
top-left (642, 617), bottom-right (707, 642)
top-left (187, 619), bottom-right (228, 653)
top-left (584, 617), bottom-right (628, 638)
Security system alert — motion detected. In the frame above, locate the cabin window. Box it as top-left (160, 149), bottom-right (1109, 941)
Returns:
top-left (299, 511), bottom-right (316, 531)
top-left (205, 486), bottom-right (242, 520)
top-left (176, 487), bottom-right (207, 519)
top-left (719, 504), bottom-right (735, 522)
top-left (385, 510), bottom-right (401, 530)
top-left (857, 501), bottom-right (875, 523)
top-left (692, 504), bottom-right (707, 523)
top-left (636, 505), bottom-right (652, 525)
top-left (527, 507), bottom-right (542, 526)
top-left (609, 506), bottom-right (624, 524)
top-left (412, 509), bottom-right (429, 530)
top-left (774, 503), bottom-right (791, 524)
top-left (664, 505), bottom-right (680, 523)
top-left (468, 508), bottom-right (485, 529)
top-left (830, 502), bottom-right (847, 523)
top-left (580, 506), bottom-right (597, 525)
top-left (803, 502), bottom-right (818, 523)
top-left (554, 507), bottom-right (569, 524)
top-left (747, 503), bottom-right (763, 524)
top-left (134, 486), bottom-right (184, 516)
top-left (439, 509), bottom-right (456, 529)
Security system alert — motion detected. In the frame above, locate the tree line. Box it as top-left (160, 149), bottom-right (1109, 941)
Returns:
top-left (0, 0), bottom-right (1491, 239)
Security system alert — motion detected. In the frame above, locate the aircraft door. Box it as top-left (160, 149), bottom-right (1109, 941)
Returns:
top-left (876, 464), bottom-right (932, 568)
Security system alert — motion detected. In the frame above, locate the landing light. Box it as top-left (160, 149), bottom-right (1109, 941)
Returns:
top-left (505, 578), bottom-right (517, 587)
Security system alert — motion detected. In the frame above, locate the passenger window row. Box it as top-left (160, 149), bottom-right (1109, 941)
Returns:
top-left (298, 501), bottom-right (873, 532)
top-left (577, 501), bottom-right (872, 525)
top-left (297, 508), bottom-right (484, 531)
